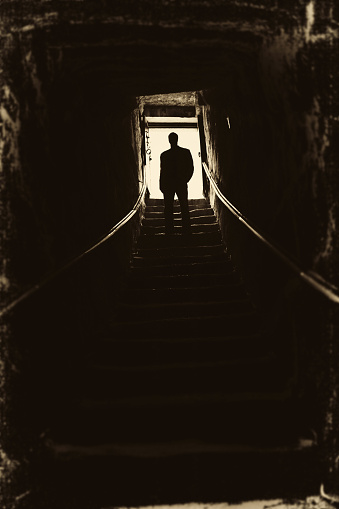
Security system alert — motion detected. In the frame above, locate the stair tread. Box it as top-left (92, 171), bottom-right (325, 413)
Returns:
top-left (51, 391), bottom-right (301, 446)
top-left (80, 353), bottom-right (283, 401)
top-left (126, 272), bottom-right (239, 289)
top-left (117, 300), bottom-right (253, 321)
top-left (108, 312), bottom-right (261, 339)
top-left (129, 271), bottom-right (235, 278)
top-left (95, 332), bottom-right (264, 344)
top-left (119, 298), bottom-right (251, 310)
top-left (137, 235), bottom-right (223, 249)
top-left (87, 333), bottom-right (275, 370)
top-left (145, 202), bottom-right (210, 208)
top-left (145, 208), bottom-right (214, 217)
top-left (121, 288), bottom-right (249, 307)
top-left (43, 441), bottom-right (319, 507)
top-left (143, 215), bottom-right (217, 224)
top-left (146, 198), bottom-right (208, 205)
top-left (130, 261), bottom-right (234, 272)
top-left (137, 243), bottom-right (224, 252)
top-left (142, 221), bottom-right (219, 227)
top-left (132, 253), bottom-right (229, 263)
top-left (142, 224), bottom-right (219, 234)
top-left (51, 438), bottom-right (315, 459)
top-left (123, 283), bottom-right (245, 292)
top-left (114, 309), bottom-right (258, 324)
top-left (139, 232), bottom-right (221, 239)
top-left (75, 388), bottom-right (295, 412)
top-left (88, 353), bottom-right (276, 373)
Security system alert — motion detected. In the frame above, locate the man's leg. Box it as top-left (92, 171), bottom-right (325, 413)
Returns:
top-left (176, 185), bottom-right (191, 234)
top-left (163, 189), bottom-right (175, 234)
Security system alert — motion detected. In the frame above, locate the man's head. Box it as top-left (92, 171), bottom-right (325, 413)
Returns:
top-left (168, 132), bottom-right (178, 147)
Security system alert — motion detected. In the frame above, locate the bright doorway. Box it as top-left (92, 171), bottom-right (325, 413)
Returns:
top-left (145, 117), bottom-right (204, 199)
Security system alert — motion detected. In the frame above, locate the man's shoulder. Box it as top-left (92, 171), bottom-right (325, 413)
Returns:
top-left (178, 147), bottom-right (192, 155)
top-left (160, 149), bottom-right (171, 158)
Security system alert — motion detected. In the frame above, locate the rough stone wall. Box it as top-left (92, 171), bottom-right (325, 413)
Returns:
top-left (0, 31), bottom-right (145, 317)
top-left (0, 24), bottom-right (145, 509)
top-left (199, 0), bottom-right (339, 494)
top-left (0, 28), bottom-right (53, 507)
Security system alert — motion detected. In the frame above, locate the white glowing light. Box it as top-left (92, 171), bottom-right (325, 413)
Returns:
top-left (145, 125), bottom-right (204, 199)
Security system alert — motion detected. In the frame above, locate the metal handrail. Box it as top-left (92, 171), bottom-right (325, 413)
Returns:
top-left (0, 178), bottom-right (147, 319)
top-left (203, 162), bottom-right (339, 304)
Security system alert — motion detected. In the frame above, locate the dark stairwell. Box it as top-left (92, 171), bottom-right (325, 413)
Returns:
top-left (1, 2), bottom-right (339, 508)
top-left (45, 197), bottom-right (318, 507)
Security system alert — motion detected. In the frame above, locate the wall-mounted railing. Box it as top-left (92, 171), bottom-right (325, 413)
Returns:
top-left (202, 162), bottom-right (339, 304)
top-left (0, 178), bottom-right (147, 319)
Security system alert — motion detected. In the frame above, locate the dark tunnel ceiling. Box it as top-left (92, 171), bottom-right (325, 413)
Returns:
top-left (47, 23), bottom-right (261, 97)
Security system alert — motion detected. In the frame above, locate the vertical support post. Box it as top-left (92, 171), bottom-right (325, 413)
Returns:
top-left (197, 113), bottom-right (209, 198)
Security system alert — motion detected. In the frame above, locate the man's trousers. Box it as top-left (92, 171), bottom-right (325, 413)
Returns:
top-left (163, 185), bottom-right (191, 234)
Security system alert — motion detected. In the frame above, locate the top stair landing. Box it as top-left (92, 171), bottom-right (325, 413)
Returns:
top-left (146, 198), bottom-right (207, 207)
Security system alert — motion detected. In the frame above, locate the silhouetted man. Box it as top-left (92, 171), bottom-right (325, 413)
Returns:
top-left (160, 132), bottom-right (194, 235)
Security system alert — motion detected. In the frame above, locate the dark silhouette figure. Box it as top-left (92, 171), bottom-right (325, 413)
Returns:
top-left (160, 132), bottom-right (194, 234)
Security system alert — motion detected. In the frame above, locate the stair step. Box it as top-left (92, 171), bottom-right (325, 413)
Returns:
top-left (44, 190), bottom-right (310, 508)
top-left (143, 214), bottom-right (217, 226)
top-left (43, 439), bottom-right (318, 507)
top-left (145, 207), bottom-right (214, 218)
top-left (130, 260), bottom-right (235, 277)
top-left (51, 393), bottom-right (303, 446)
top-left (80, 354), bottom-right (282, 400)
top-left (88, 334), bottom-right (270, 367)
top-left (146, 198), bottom-right (208, 207)
top-left (121, 284), bottom-right (248, 304)
top-left (51, 438), bottom-right (316, 461)
top-left (135, 244), bottom-right (225, 258)
top-left (145, 202), bottom-right (208, 213)
top-left (132, 252), bottom-right (230, 267)
top-left (126, 271), bottom-right (239, 289)
top-left (109, 311), bottom-right (262, 339)
top-left (142, 223), bottom-right (219, 234)
top-left (137, 231), bottom-right (222, 248)
top-left (117, 299), bottom-right (253, 321)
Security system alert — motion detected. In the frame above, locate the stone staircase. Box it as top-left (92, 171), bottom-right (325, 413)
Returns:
top-left (46, 198), bottom-right (318, 508)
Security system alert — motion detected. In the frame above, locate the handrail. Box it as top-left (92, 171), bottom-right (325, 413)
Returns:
top-left (0, 178), bottom-right (147, 319)
top-left (202, 162), bottom-right (339, 304)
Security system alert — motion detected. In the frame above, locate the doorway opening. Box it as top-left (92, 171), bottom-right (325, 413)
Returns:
top-left (144, 116), bottom-right (204, 199)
